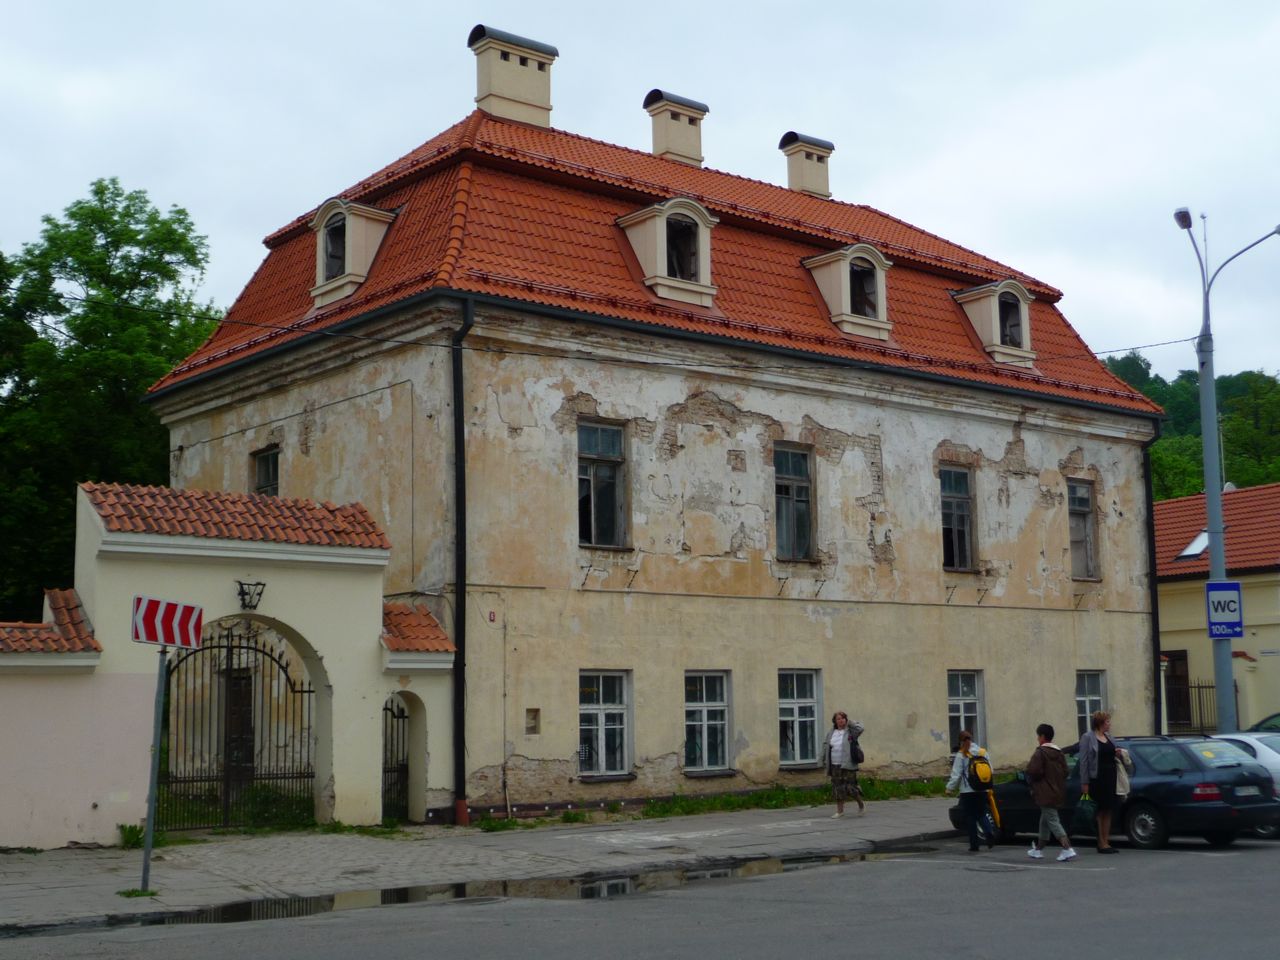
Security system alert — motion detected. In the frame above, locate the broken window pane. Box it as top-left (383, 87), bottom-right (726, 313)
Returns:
top-left (666, 214), bottom-right (699, 281)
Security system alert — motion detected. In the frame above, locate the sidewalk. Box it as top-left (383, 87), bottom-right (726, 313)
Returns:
top-left (0, 797), bottom-right (958, 935)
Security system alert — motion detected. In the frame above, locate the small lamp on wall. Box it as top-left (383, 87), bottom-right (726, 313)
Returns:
top-left (235, 580), bottom-right (266, 611)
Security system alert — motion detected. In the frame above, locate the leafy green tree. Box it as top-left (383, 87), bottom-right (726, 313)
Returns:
top-left (0, 178), bottom-right (218, 620)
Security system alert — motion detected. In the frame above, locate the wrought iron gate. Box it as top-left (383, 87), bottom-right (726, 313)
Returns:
top-left (382, 695), bottom-right (410, 821)
top-left (158, 624), bottom-right (315, 830)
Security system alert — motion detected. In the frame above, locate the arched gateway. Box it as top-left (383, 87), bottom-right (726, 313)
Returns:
top-left (0, 482), bottom-right (455, 849)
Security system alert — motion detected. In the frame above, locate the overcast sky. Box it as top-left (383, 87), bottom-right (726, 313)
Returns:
top-left (4, 1), bottom-right (1277, 381)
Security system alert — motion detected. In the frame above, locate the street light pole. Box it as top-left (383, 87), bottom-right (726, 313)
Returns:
top-left (1173, 209), bottom-right (1280, 734)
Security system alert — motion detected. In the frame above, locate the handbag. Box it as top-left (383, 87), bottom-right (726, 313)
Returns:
top-left (852, 739), bottom-right (865, 765)
top-left (1071, 794), bottom-right (1098, 834)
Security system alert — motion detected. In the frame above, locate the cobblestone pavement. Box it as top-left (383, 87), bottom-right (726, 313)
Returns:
top-left (0, 797), bottom-right (958, 934)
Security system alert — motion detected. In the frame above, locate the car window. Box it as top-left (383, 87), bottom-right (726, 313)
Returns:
top-left (1218, 738), bottom-right (1257, 758)
top-left (1255, 714), bottom-right (1280, 732)
top-left (1064, 752), bottom-right (1079, 779)
top-left (1189, 741), bottom-right (1249, 767)
top-left (1129, 742), bottom-right (1187, 774)
top-left (1257, 735), bottom-right (1280, 756)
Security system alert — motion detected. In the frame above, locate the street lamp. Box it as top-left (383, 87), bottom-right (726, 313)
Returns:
top-left (1172, 209), bottom-right (1280, 733)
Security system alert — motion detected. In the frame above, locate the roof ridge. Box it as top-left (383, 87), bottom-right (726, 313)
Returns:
top-left (436, 160), bottom-right (475, 287)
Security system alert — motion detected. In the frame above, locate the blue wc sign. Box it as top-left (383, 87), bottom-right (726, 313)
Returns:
top-left (1205, 581), bottom-right (1244, 639)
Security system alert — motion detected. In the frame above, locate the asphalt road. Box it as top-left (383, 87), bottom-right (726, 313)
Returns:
top-left (9, 838), bottom-right (1277, 959)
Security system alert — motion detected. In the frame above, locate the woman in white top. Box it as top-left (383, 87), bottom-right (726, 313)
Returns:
top-left (822, 711), bottom-right (866, 818)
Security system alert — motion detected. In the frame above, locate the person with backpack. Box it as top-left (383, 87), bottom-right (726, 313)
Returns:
top-left (1025, 722), bottom-right (1078, 862)
top-left (822, 711), bottom-right (866, 818)
top-left (945, 730), bottom-right (994, 851)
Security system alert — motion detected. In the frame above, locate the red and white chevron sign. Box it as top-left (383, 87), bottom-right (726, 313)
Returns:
top-left (131, 595), bottom-right (203, 649)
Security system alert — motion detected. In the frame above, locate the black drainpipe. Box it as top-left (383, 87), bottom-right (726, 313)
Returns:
top-left (451, 298), bottom-right (475, 825)
top-left (1141, 421), bottom-right (1163, 734)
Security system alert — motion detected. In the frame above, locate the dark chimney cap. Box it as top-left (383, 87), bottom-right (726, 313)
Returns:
top-left (468, 24), bottom-right (559, 58)
top-left (778, 131), bottom-right (835, 152)
top-left (643, 89), bottom-right (710, 114)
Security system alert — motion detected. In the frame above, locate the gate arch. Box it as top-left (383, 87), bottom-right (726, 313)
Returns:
top-left (158, 621), bottom-right (316, 830)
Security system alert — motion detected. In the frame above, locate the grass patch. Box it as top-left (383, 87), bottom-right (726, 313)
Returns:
top-left (560, 810), bottom-right (589, 824)
top-left (641, 776), bottom-right (950, 819)
top-left (313, 820), bottom-right (404, 839)
top-left (116, 888), bottom-right (157, 898)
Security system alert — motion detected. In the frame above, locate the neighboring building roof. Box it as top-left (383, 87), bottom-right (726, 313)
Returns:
top-left (151, 111), bottom-right (1159, 418)
top-left (1154, 482), bottom-right (1280, 580)
top-left (81, 481), bottom-right (392, 550)
top-left (382, 602), bottom-right (455, 653)
top-left (0, 588), bottom-right (100, 654)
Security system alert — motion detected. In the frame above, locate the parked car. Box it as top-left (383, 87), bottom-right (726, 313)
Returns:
top-left (948, 736), bottom-right (1280, 849)
top-left (1247, 712), bottom-right (1280, 733)
top-left (1212, 732), bottom-right (1280, 838)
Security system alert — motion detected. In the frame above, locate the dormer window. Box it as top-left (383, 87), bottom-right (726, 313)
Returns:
top-left (666, 214), bottom-right (699, 281)
top-left (953, 279), bottom-right (1036, 367)
top-left (803, 243), bottom-right (893, 340)
top-left (850, 258), bottom-right (878, 319)
top-left (308, 199), bottom-right (396, 308)
top-left (618, 198), bottom-right (718, 307)
top-left (323, 214), bottom-right (346, 282)
top-left (999, 292), bottom-right (1023, 348)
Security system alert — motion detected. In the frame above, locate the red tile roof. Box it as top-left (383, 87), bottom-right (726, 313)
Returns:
top-left (1154, 482), bottom-right (1280, 580)
top-left (152, 111), bottom-right (1159, 416)
top-left (0, 588), bottom-right (100, 654)
top-left (382, 602), bottom-right (454, 653)
top-left (82, 482), bottom-right (391, 550)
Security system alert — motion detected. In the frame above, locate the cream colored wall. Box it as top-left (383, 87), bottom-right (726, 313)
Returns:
top-left (1158, 572), bottom-right (1280, 726)
top-left (154, 302), bottom-right (1156, 808)
top-left (4, 491), bottom-right (400, 847)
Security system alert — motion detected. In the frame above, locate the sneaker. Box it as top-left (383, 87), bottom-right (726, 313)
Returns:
top-left (830, 812), bottom-right (843, 819)
top-left (1057, 848), bottom-right (1077, 862)
top-left (1026, 846), bottom-right (1044, 860)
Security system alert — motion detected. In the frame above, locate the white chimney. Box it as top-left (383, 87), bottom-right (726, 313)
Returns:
top-left (468, 25), bottom-right (558, 127)
top-left (779, 132), bottom-right (834, 198)
top-left (643, 89), bottom-right (708, 167)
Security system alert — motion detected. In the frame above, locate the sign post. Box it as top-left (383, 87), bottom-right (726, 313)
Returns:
top-left (132, 595), bottom-right (203, 892)
top-left (1205, 580), bottom-right (1243, 734)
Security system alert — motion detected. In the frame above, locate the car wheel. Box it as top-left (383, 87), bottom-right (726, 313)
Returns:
top-left (1252, 823), bottom-right (1279, 840)
top-left (1203, 831), bottom-right (1237, 847)
top-left (1125, 802), bottom-right (1168, 850)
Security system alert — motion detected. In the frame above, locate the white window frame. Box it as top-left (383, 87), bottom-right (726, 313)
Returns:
top-left (1076, 670), bottom-right (1105, 738)
top-left (947, 670), bottom-right (984, 749)
top-left (684, 672), bottom-right (730, 772)
top-left (778, 669), bottom-right (819, 765)
top-left (579, 671), bottom-right (630, 776)
top-left (1068, 479), bottom-right (1099, 579)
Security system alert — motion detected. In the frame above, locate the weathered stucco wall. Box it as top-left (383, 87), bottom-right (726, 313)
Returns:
top-left (155, 302), bottom-right (1156, 812)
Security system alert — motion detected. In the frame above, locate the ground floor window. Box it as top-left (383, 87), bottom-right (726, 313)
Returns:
top-left (778, 669), bottom-right (818, 764)
top-left (684, 672), bottom-right (729, 771)
top-left (947, 670), bottom-right (983, 749)
top-left (579, 671), bottom-right (628, 775)
top-left (1075, 670), bottom-right (1105, 737)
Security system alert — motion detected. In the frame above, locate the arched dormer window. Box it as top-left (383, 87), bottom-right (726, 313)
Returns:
top-left (323, 214), bottom-right (346, 282)
top-left (803, 243), bottom-right (893, 340)
top-left (308, 199), bottom-right (396, 308)
top-left (953, 279), bottom-right (1036, 366)
top-left (618, 198), bottom-right (719, 307)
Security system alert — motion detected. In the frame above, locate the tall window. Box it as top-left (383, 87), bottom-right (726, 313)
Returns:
top-left (849, 257), bottom-right (878, 319)
top-left (1075, 671), bottom-right (1105, 737)
top-left (578, 423), bottom-right (625, 546)
top-left (1068, 480), bottom-right (1098, 579)
top-left (253, 445), bottom-right (279, 496)
top-left (778, 670), bottom-right (818, 764)
top-left (940, 467), bottom-right (974, 571)
top-left (684, 672), bottom-right (729, 771)
top-left (775, 447), bottom-right (813, 561)
top-left (998, 291), bottom-right (1022, 348)
top-left (947, 670), bottom-right (983, 749)
top-left (322, 214), bottom-right (346, 282)
top-left (579, 671), bottom-right (628, 775)
top-left (666, 214), bottom-right (699, 281)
